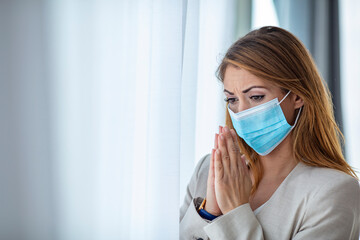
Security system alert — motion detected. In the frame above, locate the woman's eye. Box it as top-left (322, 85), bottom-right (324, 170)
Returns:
top-left (224, 97), bottom-right (238, 104)
top-left (250, 95), bottom-right (264, 101)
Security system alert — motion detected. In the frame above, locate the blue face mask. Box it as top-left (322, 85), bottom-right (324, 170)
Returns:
top-left (227, 91), bottom-right (301, 156)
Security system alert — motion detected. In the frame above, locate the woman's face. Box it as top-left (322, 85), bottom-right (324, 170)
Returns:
top-left (223, 65), bottom-right (299, 125)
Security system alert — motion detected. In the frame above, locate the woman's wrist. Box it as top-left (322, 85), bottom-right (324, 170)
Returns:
top-left (204, 205), bottom-right (222, 216)
top-left (198, 198), bottom-right (221, 220)
top-left (203, 200), bottom-right (222, 216)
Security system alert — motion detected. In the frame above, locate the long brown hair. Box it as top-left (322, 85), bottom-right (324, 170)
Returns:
top-left (216, 26), bottom-right (358, 192)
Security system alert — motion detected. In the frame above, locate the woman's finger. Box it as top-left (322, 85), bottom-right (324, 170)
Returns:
top-left (218, 133), bottom-right (230, 173)
top-left (211, 132), bottom-right (218, 178)
top-left (209, 148), bottom-right (215, 178)
top-left (223, 126), bottom-right (240, 172)
top-left (230, 128), bottom-right (238, 144)
top-left (214, 149), bottom-right (224, 180)
top-left (239, 154), bottom-right (249, 176)
top-left (215, 133), bottom-right (219, 149)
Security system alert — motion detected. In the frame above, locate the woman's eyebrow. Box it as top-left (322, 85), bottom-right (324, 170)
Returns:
top-left (242, 86), bottom-right (267, 93)
top-left (223, 86), bottom-right (267, 95)
top-left (223, 89), bottom-right (234, 95)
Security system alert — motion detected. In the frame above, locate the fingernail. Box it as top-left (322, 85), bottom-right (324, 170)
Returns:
top-left (220, 135), bottom-right (224, 140)
top-left (216, 149), bottom-right (220, 155)
top-left (224, 126), bottom-right (229, 132)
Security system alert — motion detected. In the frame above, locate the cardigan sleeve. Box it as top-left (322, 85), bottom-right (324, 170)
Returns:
top-left (204, 203), bottom-right (264, 239)
top-left (180, 154), bottom-right (265, 240)
top-left (292, 175), bottom-right (360, 240)
top-left (180, 154), bottom-right (211, 240)
top-left (180, 154), bottom-right (209, 222)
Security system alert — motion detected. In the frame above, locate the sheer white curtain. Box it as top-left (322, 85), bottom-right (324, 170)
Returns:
top-left (49, 0), bottom-right (236, 239)
top-left (180, 0), bottom-right (239, 204)
top-left (340, 0), bottom-right (360, 174)
top-left (50, 0), bottom-right (240, 238)
top-left (49, 0), bottom-right (183, 239)
top-left (251, 0), bottom-right (279, 29)
top-left (0, 0), bottom-right (240, 239)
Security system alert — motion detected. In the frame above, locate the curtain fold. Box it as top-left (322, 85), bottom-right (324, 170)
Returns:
top-left (179, 0), bottom-right (248, 204)
top-left (0, 0), bottom-right (251, 239)
top-left (339, 0), bottom-right (360, 174)
top-left (49, 0), bottom-right (183, 239)
top-left (1, 0), bottom-right (184, 239)
top-left (0, 2), bottom-right (54, 240)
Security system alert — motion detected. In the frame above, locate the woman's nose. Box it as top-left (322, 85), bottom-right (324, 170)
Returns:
top-left (231, 102), bottom-right (250, 113)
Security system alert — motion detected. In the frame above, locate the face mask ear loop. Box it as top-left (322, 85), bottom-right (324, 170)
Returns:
top-left (291, 106), bottom-right (302, 127)
top-left (279, 90), bottom-right (292, 104)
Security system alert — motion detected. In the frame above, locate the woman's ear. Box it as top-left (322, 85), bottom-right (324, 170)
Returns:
top-left (292, 93), bottom-right (304, 109)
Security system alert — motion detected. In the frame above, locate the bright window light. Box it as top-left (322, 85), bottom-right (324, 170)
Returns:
top-left (252, 0), bottom-right (279, 29)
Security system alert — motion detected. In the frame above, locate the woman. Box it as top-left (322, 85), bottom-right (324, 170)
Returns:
top-left (180, 26), bottom-right (360, 240)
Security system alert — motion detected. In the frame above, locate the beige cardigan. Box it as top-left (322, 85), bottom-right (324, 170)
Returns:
top-left (180, 154), bottom-right (360, 240)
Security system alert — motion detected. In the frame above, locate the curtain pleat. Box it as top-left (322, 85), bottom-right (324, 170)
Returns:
top-left (0, 0), bottom-right (247, 239)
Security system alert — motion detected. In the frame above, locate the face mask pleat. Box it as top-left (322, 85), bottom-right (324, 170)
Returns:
top-left (229, 98), bottom-right (278, 117)
top-left (228, 91), bottom-right (300, 156)
top-left (231, 104), bottom-right (285, 135)
top-left (241, 120), bottom-right (289, 139)
top-left (245, 125), bottom-right (291, 155)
